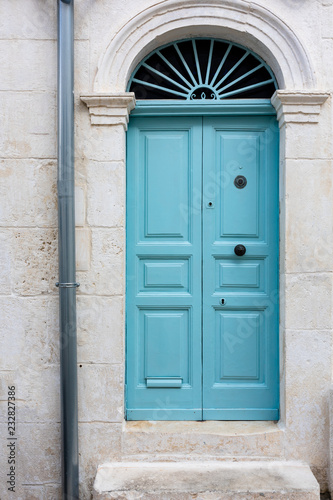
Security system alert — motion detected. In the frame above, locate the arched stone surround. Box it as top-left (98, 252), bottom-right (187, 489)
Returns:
top-left (93, 0), bottom-right (316, 93)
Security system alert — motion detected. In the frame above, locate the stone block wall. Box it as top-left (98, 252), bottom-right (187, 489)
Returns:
top-left (0, 1), bottom-right (333, 499)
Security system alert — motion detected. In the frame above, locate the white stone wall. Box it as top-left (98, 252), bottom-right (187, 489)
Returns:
top-left (0, 1), bottom-right (332, 498)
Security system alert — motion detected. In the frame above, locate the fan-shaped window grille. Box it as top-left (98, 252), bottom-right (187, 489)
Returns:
top-left (128, 39), bottom-right (277, 100)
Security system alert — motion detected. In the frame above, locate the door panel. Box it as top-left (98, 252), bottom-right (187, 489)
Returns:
top-left (215, 258), bottom-right (265, 293)
top-left (218, 133), bottom-right (260, 237)
top-left (217, 311), bottom-right (262, 380)
top-left (143, 132), bottom-right (190, 239)
top-left (126, 117), bottom-right (203, 420)
top-left (138, 258), bottom-right (190, 293)
top-left (202, 116), bottom-right (279, 420)
top-left (126, 114), bottom-right (279, 421)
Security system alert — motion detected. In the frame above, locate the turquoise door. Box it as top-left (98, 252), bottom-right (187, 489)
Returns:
top-left (126, 114), bottom-right (279, 421)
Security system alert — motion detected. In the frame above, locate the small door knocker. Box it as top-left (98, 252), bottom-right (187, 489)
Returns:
top-left (234, 175), bottom-right (247, 189)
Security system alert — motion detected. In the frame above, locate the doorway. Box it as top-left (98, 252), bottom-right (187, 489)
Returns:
top-left (126, 112), bottom-right (279, 420)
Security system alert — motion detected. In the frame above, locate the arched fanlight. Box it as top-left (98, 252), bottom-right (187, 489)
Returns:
top-left (128, 38), bottom-right (277, 100)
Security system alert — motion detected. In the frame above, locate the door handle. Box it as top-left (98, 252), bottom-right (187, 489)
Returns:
top-left (234, 244), bottom-right (246, 256)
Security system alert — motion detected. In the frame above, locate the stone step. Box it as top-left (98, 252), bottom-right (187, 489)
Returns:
top-left (93, 460), bottom-right (320, 499)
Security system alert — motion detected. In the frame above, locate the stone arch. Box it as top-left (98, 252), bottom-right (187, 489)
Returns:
top-left (93, 0), bottom-right (316, 93)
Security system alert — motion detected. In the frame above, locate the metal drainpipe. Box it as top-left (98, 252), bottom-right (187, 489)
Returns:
top-left (57, 0), bottom-right (79, 498)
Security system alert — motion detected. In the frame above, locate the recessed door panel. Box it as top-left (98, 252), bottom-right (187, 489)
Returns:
top-left (143, 309), bottom-right (189, 382)
top-left (219, 133), bottom-right (260, 237)
top-left (216, 258), bottom-right (266, 293)
top-left (143, 132), bottom-right (190, 240)
top-left (217, 311), bottom-right (262, 381)
top-left (138, 257), bottom-right (191, 294)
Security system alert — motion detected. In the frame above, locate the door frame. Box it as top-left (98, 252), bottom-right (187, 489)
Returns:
top-left (130, 100), bottom-right (277, 118)
top-left (126, 98), bottom-right (279, 420)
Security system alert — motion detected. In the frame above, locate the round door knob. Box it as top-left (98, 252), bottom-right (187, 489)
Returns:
top-left (234, 244), bottom-right (246, 256)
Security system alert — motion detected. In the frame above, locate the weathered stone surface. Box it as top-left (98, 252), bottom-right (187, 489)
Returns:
top-left (321, 39), bottom-right (333, 89)
top-left (17, 423), bottom-right (61, 484)
top-left (0, 159), bottom-right (57, 227)
top-left (122, 421), bottom-right (284, 460)
top-left (329, 387), bottom-right (333, 493)
top-left (0, 296), bottom-right (59, 370)
top-left (76, 227), bottom-right (91, 271)
top-left (43, 484), bottom-right (62, 500)
top-left (75, 185), bottom-right (86, 227)
top-left (0, 0), bottom-right (56, 40)
top-left (17, 365), bottom-right (60, 423)
top-left (78, 364), bottom-right (124, 423)
top-left (77, 228), bottom-right (124, 295)
top-left (0, 365), bottom-right (60, 424)
top-left (0, 40), bottom-right (56, 91)
top-left (77, 295), bottom-right (124, 364)
top-left (12, 228), bottom-right (58, 295)
top-left (74, 40), bottom-right (90, 93)
top-left (0, 91), bottom-right (57, 159)
top-left (79, 423), bottom-right (122, 500)
top-left (87, 161), bottom-right (125, 228)
top-left (19, 483), bottom-right (61, 500)
top-left (95, 492), bottom-right (318, 500)
top-left (284, 104), bottom-right (332, 159)
top-left (321, 3), bottom-right (333, 38)
top-left (75, 108), bottom-right (125, 162)
top-left (285, 273), bottom-right (332, 330)
top-left (285, 160), bottom-right (333, 273)
top-left (284, 330), bottom-right (331, 466)
top-left (0, 230), bottom-right (12, 294)
top-left (93, 461), bottom-right (320, 499)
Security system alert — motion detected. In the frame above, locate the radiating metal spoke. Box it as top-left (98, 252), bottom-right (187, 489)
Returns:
top-left (142, 62), bottom-right (191, 92)
top-left (156, 50), bottom-right (193, 89)
top-left (192, 39), bottom-right (202, 85)
top-left (132, 78), bottom-right (188, 98)
top-left (174, 43), bottom-right (198, 86)
top-left (210, 44), bottom-right (232, 87)
top-left (214, 51), bottom-right (250, 90)
top-left (219, 79), bottom-right (274, 98)
top-left (205, 40), bottom-right (214, 85)
top-left (216, 63), bottom-right (264, 94)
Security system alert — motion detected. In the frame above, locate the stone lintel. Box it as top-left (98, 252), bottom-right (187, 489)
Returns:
top-left (271, 90), bottom-right (330, 126)
top-left (81, 93), bottom-right (136, 129)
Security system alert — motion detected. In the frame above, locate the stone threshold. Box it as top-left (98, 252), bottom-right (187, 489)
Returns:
top-left (123, 419), bottom-right (282, 436)
top-left (93, 460), bottom-right (320, 499)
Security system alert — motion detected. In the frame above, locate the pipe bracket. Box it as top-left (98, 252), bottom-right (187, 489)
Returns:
top-left (55, 282), bottom-right (80, 288)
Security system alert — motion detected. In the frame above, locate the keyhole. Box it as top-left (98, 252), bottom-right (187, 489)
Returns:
top-left (221, 298), bottom-right (226, 305)
top-left (208, 202), bottom-right (213, 207)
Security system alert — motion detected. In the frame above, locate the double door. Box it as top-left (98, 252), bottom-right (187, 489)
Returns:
top-left (126, 115), bottom-right (279, 420)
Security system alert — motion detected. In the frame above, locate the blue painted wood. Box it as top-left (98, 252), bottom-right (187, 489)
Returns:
top-left (202, 115), bottom-right (279, 420)
top-left (131, 100), bottom-right (276, 117)
top-left (126, 117), bottom-right (203, 420)
top-left (126, 112), bottom-right (279, 421)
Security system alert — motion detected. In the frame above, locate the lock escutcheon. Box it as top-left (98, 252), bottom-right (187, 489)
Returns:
top-left (234, 175), bottom-right (247, 189)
